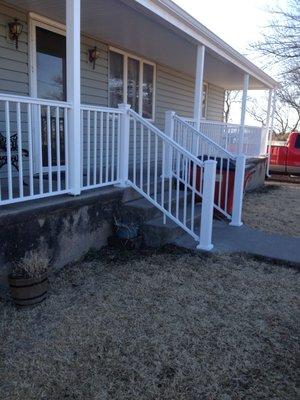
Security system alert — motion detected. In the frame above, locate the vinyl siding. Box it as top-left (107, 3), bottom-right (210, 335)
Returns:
top-left (206, 84), bottom-right (225, 122)
top-left (155, 64), bottom-right (195, 130)
top-left (0, 3), bottom-right (29, 95)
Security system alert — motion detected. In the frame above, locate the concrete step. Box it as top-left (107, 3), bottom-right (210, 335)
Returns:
top-left (143, 202), bottom-right (202, 247)
top-left (122, 189), bottom-right (192, 225)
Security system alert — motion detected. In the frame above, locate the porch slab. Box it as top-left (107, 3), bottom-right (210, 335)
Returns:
top-left (174, 220), bottom-right (300, 264)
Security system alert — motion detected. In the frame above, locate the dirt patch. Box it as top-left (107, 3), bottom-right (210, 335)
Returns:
top-left (0, 246), bottom-right (299, 400)
top-left (243, 181), bottom-right (300, 237)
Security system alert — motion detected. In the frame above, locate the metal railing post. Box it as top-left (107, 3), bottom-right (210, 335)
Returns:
top-left (197, 159), bottom-right (217, 251)
top-left (230, 154), bottom-right (246, 227)
top-left (117, 103), bottom-right (131, 187)
top-left (163, 110), bottom-right (175, 178)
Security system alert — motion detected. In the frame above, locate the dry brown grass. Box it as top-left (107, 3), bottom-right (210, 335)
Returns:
top-left (0, 246), bottom-right (299, 400)
top-left (243, 181), bottom-right (300, 237)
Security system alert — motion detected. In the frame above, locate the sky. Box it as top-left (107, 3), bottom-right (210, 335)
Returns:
top-left (172, 0), bottom-right (288, 125)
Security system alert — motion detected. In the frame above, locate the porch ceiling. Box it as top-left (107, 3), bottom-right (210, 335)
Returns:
top-left (7, 0), bottom-right (274, 90)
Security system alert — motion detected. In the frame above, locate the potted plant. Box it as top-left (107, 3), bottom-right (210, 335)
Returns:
top-left (8, 250), bottom-right (50, 307)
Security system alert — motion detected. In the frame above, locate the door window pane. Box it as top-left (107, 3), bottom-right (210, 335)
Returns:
top-left (142, 63), bottom-right (154, 119)
top-left (109, 51), bottom-right (124, 107)
top-left (127, 58), bottom-right (139, 112)
top-left (36, 27), bottom-right (66, 101)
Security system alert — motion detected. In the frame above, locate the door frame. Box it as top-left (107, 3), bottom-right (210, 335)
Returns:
top-left (28, 13), bottom-right (67, 173)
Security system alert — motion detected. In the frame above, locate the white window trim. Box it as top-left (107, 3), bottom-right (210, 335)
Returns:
top-left (28, 13), bottom-right (66, 173)
top-left (29, 13), bottom-right (66, 98)
top-left (109, 46), bottom-right (156, 121)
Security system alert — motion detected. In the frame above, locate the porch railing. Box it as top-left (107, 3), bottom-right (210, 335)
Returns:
top-left (0, 94), bottom-right (71, 205)
top-left (127, 109), bottom-right (217, 250)
top-left (80, 105), bottom-right (122, 190)
top-left (171, 112), bottom-right (245, 225)
top-left (0, 93), bottom-right (247, 250)
top-left (184, 118), bottom-right (268, 158)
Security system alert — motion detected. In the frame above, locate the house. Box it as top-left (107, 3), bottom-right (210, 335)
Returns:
top-left (0, 0), bottom-right (277, 281)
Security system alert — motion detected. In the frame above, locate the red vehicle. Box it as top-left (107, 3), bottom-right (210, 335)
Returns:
top-left (269, 131), bottom-right (300, 175)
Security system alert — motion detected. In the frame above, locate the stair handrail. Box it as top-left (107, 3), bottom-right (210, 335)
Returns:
top-left (125, 107), bottom-right (217, 251)
top-left (129, 109), bottom-right (205, 168)
top-left (173, 114), bottom-right (236, 160)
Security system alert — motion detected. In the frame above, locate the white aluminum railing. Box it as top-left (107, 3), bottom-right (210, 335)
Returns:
top-left (0, 94), bottom-right (71, 205)
top-left (171, 113), bottom-right (245, 225)
top-left (80, 104), bottom-right (122, 190)
top-left (184, 118), bottom-right (267, 158)
top-left (126, 108), bottom-right (217, 250)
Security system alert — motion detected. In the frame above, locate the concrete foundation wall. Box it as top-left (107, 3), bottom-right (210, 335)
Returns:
top-left (0, 188), bottom-right (124, 288)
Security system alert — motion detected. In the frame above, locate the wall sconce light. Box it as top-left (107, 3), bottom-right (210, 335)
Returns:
top-left (8, 19), bottom-right (23, 49)
top-left (89, 46), bottom-right (101, 69)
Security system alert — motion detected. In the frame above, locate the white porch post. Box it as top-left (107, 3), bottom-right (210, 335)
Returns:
top-left (194, 44), bottom-right (205, 130)
top-left (238, 73), bottom-right (249, 154)
top-left (164, 110), bottom-right (175, 178)
top-left (66, 0), bottom-right (81, 195)
top-left (266, 91), bottom-right (276, 177)
top-left (230, 154), bottom-right (246, 227)
top-left (197, 159), bottom-right (217, 251)
top-left (264, 89), bottom-right (273, 156)
top-left (117, 103), bottom-right (131, 187)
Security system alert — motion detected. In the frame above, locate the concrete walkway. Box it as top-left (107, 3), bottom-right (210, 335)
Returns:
top-left (174, 220), bottom-right (300, 264)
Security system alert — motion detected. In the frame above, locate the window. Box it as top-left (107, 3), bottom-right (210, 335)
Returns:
top-left (295, 134), bottom-right (300, 149)
top-left (109, 49), bottom-right (155, 119)
top-left (36, 27), bottom-right (66, 101)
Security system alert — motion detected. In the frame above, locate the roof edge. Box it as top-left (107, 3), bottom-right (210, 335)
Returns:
top-left (134, 0), bottom-right (278, 88)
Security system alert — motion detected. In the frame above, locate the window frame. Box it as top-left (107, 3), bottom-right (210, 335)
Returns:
top-left (108, 46), bottom-right (156, 121)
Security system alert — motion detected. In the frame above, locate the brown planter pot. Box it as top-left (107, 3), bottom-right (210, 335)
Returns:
top-left (8, 272), bottom-right (49, 307)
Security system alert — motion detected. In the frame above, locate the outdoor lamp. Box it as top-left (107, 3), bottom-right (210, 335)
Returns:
top-left (8, 19), bottom-right (23, 49)
top-left (89, 46), bottom-right (101, 69)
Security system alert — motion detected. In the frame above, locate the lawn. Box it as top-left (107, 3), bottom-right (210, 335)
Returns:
top-left (243, 181), bottom-right (300, 237)
top-left (0, 246), bottom-right (299, 400)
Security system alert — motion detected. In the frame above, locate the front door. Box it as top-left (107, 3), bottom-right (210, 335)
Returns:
top-left (35, 25), bottom-right (66, 172)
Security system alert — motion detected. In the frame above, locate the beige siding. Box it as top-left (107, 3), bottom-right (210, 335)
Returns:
top-left (155, 64), bottom-right (195, 130)
top-left (81, 37), bottom-right (108, 106)
top-left (0, 3), bottom-right (29, 95)
top-left (206, 84), bottom-right (225, 122)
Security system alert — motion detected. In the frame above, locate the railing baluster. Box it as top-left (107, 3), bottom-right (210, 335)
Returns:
top-left (147, 128), bottom-right (150, 196)
top-left (87, 109), bottom-right (91, 187)
top-left (27, 103), bottom-right (34, 196)
top-left (183, 157), bottom-right (188, 226)
top-left (161, 140), bottom-right (166, 224)
top-left (93, 110), bottom-right (97, 185)
top-left (106, 112), bottom-right (109, 183)
top-left (176, 150), bottom-right (180, 219)
top-left (56, 107), bottom-right (61, 192)
top-left (5, 101), bottom-right (13, 199)
top-left (64, 107), bottom-right (69, 190)
top-left (16, 102), bottom-right (24, 198)
top-left (154, 134), bottom-right (158, 202)
top-left (38, 105), bottom-right (43, 194)
top-left (100, 111), bottom-right (103, 184)
top-left (117, 113), bottom-right (120, 184)
top-left (111, 113), bottom-right (115, 182)
top-left (46, 105), bottom-right (52, 193)
top-left (140, 124), bottom-right (144, 189)
top-left (133, 118), bottom-right (137, 185)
